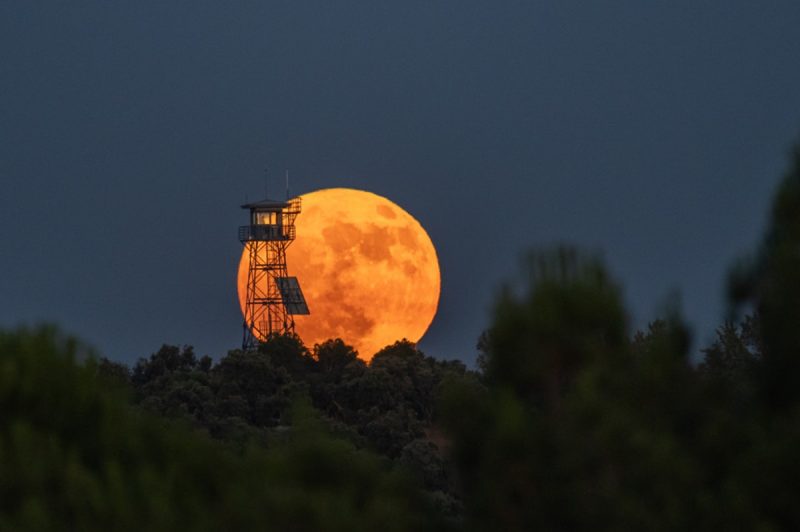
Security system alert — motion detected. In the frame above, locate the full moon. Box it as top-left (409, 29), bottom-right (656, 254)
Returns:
top-left (237, 188), bottom-right (440, 361)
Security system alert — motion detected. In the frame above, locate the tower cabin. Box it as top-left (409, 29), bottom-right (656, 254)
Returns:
top-left (238, 197), bottom-right (295, 243)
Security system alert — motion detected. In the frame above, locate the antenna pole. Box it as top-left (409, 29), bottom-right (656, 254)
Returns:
top-left (285, 170), bottom-right (290, 200)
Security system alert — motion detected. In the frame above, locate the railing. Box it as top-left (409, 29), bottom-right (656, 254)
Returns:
top-left (239, 224), bottom-right (296, 242)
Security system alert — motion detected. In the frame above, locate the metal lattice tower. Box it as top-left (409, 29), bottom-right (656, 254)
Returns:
top-left (239, 196), bottom-right (309, 350)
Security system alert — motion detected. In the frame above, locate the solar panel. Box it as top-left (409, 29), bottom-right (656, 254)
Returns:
top-left (276, 277), bottom-right (310, 315)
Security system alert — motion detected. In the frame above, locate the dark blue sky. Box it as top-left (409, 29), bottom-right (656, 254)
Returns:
top-left (2, 2), bottom-right (799, 365)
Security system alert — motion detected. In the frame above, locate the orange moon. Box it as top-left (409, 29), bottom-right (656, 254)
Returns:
top-left (237, 188), bottom-right (440, 361)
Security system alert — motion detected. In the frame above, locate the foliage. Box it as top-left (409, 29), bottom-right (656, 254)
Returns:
top-left (105, 334), bottom-right (469, 522)
top-left (698, 315), bottom-right (761, 404)
top-left (729, 145), bottom-right (800, 409)
top-left (0, 327), bottom-right (444, 531)
top-left (439, 142), bottom-right (800, 531)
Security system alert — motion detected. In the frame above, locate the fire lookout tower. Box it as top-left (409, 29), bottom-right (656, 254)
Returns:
top-left (239, 196), bottom-right (309, 350)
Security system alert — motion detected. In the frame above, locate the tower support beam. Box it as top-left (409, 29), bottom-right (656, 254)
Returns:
top-left (239, 197), bottom-right (302, 350)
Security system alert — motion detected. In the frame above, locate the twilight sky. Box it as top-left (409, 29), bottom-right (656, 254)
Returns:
top-left (2, 2), bottom-right (800, 365)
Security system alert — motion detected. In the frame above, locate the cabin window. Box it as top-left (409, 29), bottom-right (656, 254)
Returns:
top-left (256, 212), bottom-right (277, 225)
